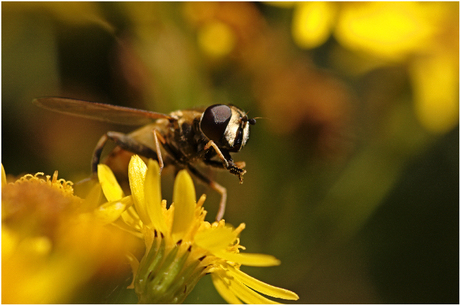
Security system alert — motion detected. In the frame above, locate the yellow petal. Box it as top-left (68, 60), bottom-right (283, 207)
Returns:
top-left (194, 225), bottom-right (238, 252)
top-left (216, 251), bottom-right (281, 267)
top-left (126, 252), bottom-right (140, 289)
top-left (171, 170), bottom-right (196, 242)
top-left (144, 159), bottom-right (167, 232)
top-left (128, 155), bottom-right (150, 225)
top-left (229, 266), bottom-right (299, 301)
top-left (211, 273), bottom-right (243, 304)
top-left (2, 164), bottom-right (7, 187)
top-left (121, 205), bottom-right (142, 229)
top-left (85, 183), bottom-right (105, 211)
top-left (94, 196), bottom-right (133, 224)
top-left (222, 273), bottom-right (280, 304)
top-left (97, 164), bottom-right (124, 202)
top-left (292, 2), bottom-right (336, 49)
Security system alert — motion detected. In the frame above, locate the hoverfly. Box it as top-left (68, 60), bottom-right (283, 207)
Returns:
top-left (33, 97), bottom-right (256, 220)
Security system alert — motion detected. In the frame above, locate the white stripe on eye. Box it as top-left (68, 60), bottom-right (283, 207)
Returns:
top-left (224, 112), bottom-right (239, 147)
top-left (241, 122), bottom-right (250, 149)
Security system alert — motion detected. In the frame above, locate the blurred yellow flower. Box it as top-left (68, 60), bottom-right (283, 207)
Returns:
top-left (290, 2), bottom-right (459, 134)
top-left (292, 2), bottom-right (336, 49)
top-left (198, 21), bottom-right (237, 59)
top-left (2, 166), bottom-right (135, 303)
top-left (409, 50), bottom-right (459, 134)
top-left (97, 155), bottom-right (299, 303)
top-left (334, 2), bottom-right (436, 61)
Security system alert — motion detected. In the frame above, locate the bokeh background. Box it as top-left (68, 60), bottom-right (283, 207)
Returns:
top-left (2, 2), bottom-right (458, 303)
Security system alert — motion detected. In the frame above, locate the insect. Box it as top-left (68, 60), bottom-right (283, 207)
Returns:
top-left (33, 97), bottom-right (256, 220)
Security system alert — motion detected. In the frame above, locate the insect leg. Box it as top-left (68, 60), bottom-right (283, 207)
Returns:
top-left (204, 140), bottom-right (229, 168)
top-left (186, 164), bottom-right (227, 221)
top-left (152, 129), bottom-right (166, 172)
top-left (213, 182), bottom-right (227, 221)
top-left (91, 131), bottom-right (158, 174)
top-left (203, 140), bottom-right (246, 183)
top-left (92, 134), bottom-right (109, 174)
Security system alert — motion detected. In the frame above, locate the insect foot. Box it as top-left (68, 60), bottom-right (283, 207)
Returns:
top-left (229, 164), bottom-right (246, 184)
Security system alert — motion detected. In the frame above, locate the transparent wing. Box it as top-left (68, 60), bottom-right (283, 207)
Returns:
top-left (33, 97), bottom-right (173, 126)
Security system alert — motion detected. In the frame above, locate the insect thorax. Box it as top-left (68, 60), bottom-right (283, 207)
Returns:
top-left (166, 112), bottom-right (210, 164)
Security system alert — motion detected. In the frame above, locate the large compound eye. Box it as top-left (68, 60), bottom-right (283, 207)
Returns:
top-left (200, 104), bottom-right (232, 143)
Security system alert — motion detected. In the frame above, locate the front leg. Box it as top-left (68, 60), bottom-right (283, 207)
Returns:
top-left (203, 140), bottom-right (246, 183)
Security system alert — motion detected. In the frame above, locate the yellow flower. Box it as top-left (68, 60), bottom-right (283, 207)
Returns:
top-left (290, 2), bottom-right (459, 134)
top-left (2, 165), bottom-right (136, 303)
top-left (292, 2), bottom-right (337, 49)
top-left (197, 21), bottom-right (237, 59)
top-left (97, 155), bottom-right (299, 303)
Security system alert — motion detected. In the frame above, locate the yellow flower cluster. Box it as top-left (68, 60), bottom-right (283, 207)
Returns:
top-left (2, 166), bottom-right (136, 303)
top-left (2, 157), bottom-right (298, 303)
top-left (97, 155), bottom-right (299, 303)
top-left (290, 2), bottom-right (458, 134)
